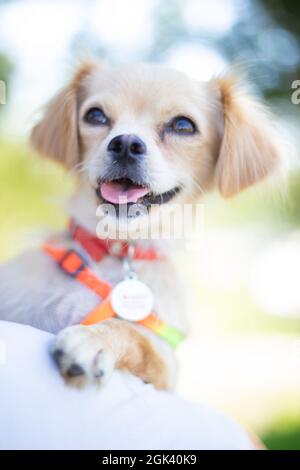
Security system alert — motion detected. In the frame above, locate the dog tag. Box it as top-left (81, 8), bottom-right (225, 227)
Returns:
top-left (111, 278), bottom-right (154, 321)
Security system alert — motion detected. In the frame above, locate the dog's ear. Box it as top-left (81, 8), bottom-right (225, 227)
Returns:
top-left (30, 62), bottom-right (96, 169)
top-left (211, 76), bottom-right (280, 197)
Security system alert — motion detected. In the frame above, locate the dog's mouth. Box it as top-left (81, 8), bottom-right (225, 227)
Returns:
top-left (96, 178), bottom-right (181, 208)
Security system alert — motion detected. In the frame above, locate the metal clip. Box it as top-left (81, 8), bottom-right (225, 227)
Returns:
top-left (123, 243), bottom-right (137, 280)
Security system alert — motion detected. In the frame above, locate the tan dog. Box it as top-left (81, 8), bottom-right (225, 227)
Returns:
top-left (0, 61), bottom-right (279, 390)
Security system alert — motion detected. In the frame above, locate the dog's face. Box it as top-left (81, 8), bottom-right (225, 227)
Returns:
top-left (31, 61), bottom-right (279, 228)
top-left (79, 65), bottom-right (217, 209)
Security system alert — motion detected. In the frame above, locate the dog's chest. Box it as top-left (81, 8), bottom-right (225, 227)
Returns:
top-left (91, 256), bottom-right (126, 286)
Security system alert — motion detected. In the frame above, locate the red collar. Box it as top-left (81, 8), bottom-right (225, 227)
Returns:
top-left (69, 219), bottom-right (164, 262)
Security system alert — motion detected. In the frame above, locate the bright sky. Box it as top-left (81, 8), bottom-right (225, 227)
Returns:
top-left (0, 0), bottom-right (239, 134)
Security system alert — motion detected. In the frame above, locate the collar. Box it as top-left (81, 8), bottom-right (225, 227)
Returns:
top-left (69, 219), bottom-right (165, 262)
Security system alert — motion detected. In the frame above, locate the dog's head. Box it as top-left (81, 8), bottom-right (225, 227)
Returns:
top-left (31, 61), bottom-right (280, 229)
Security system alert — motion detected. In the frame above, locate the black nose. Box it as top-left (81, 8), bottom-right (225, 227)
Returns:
top-left (107, 134), bottom-right (147, 163)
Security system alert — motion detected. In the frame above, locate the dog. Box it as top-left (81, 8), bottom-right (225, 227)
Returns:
top-left (0, 61), bottom-right (280, 390)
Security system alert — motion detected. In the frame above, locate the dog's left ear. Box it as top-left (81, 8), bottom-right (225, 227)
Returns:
top-left (30, 62), bottom-right (96, 169)
top-left (211, 76), bottom-right (280, 197)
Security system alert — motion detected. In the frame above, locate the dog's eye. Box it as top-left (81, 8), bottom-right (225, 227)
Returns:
top-left (84, 107), bottom-right (109, 126)
top-left (168, 116), bottom-right (196, 135)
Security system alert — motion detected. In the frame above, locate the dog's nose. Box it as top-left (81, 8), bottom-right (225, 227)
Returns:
top-left (107, 134), bottom-right (147, 163)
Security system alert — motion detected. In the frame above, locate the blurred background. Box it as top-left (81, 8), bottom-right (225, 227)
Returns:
top-left (1, 0), bottom-right (300, 449)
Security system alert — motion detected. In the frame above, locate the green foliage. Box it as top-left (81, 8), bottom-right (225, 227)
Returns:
top-left (262, 0), bottom-right (300, 41)
top-left (262, 413), bottom-right (300, 449)
top-left (219, 0), bottom-right (300, 100)
top-left (0, 51), bottom-right (13, 108)
top-left (0, 52), bottom-right (13, 83)
top-left (0, 137), bottom-right (73, 260)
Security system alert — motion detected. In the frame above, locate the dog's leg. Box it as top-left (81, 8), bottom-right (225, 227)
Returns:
top-left (52, 319), bottom-right (169, 389)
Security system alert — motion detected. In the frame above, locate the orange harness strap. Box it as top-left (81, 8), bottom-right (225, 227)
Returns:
top-left (43, 244), bottom-right (111, 299)
top-left (81, 297), bottom-right (116, 325)
top-left (43, 243), bottom-right (184, 348)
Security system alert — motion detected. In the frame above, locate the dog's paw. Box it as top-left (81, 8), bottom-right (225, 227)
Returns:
top-left (51, 325), bottom-right (116, 387)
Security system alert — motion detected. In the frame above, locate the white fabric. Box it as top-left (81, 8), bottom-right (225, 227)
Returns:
top-left (0, 321), bottom-right (253, 450)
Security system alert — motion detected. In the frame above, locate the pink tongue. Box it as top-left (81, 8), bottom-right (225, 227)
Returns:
top-left (100, 181), bottom-right (150, 204)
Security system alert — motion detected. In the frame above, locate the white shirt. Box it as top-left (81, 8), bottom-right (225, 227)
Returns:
top-left (0, 321), bottom-right (253, 450)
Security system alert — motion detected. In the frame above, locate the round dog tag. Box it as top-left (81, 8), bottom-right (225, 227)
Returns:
top-left (111, 279), bottom-right (154, 321)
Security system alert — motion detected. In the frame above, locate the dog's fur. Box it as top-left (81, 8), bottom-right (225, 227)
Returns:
top-left (0, 61), bottom-right (280, 389)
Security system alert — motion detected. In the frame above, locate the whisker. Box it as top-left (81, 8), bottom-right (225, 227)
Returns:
top-left (187, 175), bottom-right (206, 196)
